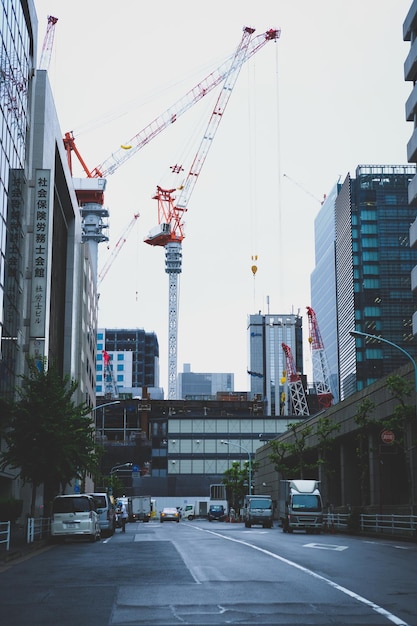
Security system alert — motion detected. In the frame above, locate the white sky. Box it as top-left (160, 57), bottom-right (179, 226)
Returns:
top-left (34, 0), bottom-right (412, 393)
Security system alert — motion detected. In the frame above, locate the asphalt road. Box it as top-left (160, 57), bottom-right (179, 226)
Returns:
top-left (0, 520), bottom-right (416, 625)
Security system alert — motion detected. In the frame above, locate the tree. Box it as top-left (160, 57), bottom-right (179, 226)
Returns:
top-left (315, 415), bottom-right (341, 506)
top-left (354, 398), bottom-right (376, 507)
top-left (0, 358), bottom-right (101, 515)
top-left (222, 460), bottom-right (258, 512)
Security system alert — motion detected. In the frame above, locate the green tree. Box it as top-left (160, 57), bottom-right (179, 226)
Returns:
top-left (384, 375), bottom-right (415, 503)
top-left (315, 415), bottom-right (341, 506)
top-left (222, 459), bottom-right (258, 512)
top-left (0, 358), bottom-right (101, 515)
top-left (268, 439), bottom-right (292, 479)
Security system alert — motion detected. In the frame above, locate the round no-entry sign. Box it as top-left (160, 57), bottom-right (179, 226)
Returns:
top-left (381, 429), bottom-right (395, 444)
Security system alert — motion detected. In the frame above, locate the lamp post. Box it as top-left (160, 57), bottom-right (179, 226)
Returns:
top-left (221, 440), bottom-right (252, 495)
top-left (109, 462), bottom-right (133, 495)
top-left (350, 330), bottom-right (417, 416)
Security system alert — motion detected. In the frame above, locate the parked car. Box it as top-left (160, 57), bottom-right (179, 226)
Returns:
top-left (160, 507), bottom-right (180, 523)
top-left (87, 492), bottom-right (116, 536)
top-left (208, 504), bottom-right (226, 521)
top-left (50, 494), bottom-right (101, 542)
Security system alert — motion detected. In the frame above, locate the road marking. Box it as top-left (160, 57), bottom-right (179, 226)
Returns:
top-left (200, 527), bottom-right (409, 626)
top-left (304, 542), bottom-right (348, 551)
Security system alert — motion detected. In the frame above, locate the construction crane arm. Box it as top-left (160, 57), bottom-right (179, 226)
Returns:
top-left (98, 213), bottom-right (140, 285)
top-left (64, 28), bottom-right (280, 179)
top-left (39, 15), bottom-right (58, 71)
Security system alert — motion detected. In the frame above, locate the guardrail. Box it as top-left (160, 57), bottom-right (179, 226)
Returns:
top-left (26, 517), bottom-right (50, 543)
top-left (0, 521), bottom-right (11, 551)
top-left (323, 512), bottom-right (417, 538)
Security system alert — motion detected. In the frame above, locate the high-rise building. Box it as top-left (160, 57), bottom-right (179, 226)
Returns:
top-left (247, 313), bottom-right (303, 416)
top-left (335, 165), bottom-right (417, 400)
top-left (96, 328), bottom-right (162, 399)
top-left (310, 184), bottom-right (340, 403)
top-left (177, 363), bottom-right (234, 399)
top-left (404, 3), bottom-right (417, 336)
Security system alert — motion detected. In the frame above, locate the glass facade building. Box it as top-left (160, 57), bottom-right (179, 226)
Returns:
top-left (337, 165), bottom-right (417, 399)
top-left (0, 0), bottom-right (34, 394)
top-left (248, 313), bottom-right (303, 416)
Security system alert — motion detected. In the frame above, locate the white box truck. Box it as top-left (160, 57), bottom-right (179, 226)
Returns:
top-left (242, 494), bottom-right (273, 528)
top-left (131, 495), bottom-right (151, 522)
top-left (279, 479), bottom-right (323, 533)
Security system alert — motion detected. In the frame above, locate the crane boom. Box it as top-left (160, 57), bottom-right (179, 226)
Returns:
top-left (64, 28), bottom-right (280, 181)
top-left (39, 16), bottom-right (58, 71)
top-left (98, 213), bottom-right (140, 285)
top-left (282, 343), bottom-right (310, 416)
top-left (306, 306), bottom-right (333, 408)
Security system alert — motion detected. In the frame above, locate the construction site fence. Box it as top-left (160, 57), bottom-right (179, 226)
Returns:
top-left (323, 512), bottom-right (417, 538)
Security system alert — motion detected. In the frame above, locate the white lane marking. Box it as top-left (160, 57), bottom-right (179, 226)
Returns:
top-left (198, 527), bottom-right (409, 626)
top-left (304, 542), bottom-right (348, 551)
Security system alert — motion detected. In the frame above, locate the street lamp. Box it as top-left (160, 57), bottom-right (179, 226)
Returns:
top-left (350, 330), bottom-right (417, 418)
top-left (89, 401), bottom-right (120, 437)
top-left (109, 462), bottom-right (133, 495)
top-left (221, 440), bottom-right (252, 495)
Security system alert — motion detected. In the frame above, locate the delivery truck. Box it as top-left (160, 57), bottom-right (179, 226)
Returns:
top-left (242, 494), bottom-right (273, 528)
top-left (131, 495), bottom-right (152, 522)
top-left (279, 479), bottom-right (323, 533)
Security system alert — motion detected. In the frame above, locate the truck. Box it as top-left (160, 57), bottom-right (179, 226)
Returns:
top-left (131, 495), bottom-right (151, 522)
top-left (279, 479), bottom-right (323, 533)
top-left (242, 494), bottom-right (273, 528)
top-left (182, 499), bottom-right (210, 520)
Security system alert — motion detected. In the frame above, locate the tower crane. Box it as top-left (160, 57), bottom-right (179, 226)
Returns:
top-left (145, 26), bottom-right (281, 400)
top-left (62, 26), bottom-right (280, 295)
top-left (39, 16), bottom-right (58, 71)
top-left (102, 350), bottom-right (119, 400)
top-left (282, 343), bottom-right (310, 416)
top-left (306, 306), bottom-right (333, 409)
top-left (98, 213), bottom-right (140, 285)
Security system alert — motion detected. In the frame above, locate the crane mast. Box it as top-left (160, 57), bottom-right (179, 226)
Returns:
top-left (282, 343), bottom-right (310, 416)
top-left (306, 306), bottom-right (333, 409)
top-left (145, 26), bottom-right (280, 399)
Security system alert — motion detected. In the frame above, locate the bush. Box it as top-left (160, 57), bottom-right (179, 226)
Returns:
top-left (0, 497), bottom-right (23, 523)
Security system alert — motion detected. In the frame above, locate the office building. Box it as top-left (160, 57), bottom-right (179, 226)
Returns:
top-left (404, 2), bottom-right (417, 336)
top-left (335, 165), bottom-right (417, 400)
top-left (177, 363), bottom-right (234, 399)
top-left (247, 312), bottom-right (304, 416)
top-left (96, 328), bottom-right (162, 399)
top-left (310, 184), bottom-right (341, 403)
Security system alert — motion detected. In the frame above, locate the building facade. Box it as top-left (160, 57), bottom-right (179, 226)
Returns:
top-left (0, 1), bottom-right (98, 511)
top-left (177, 363), bottom-right (234, 399)
top-left (404, 1), bottom-right (417, 336)
top-left (336, 165), bottom-right (417, 400)
top-left (247, 313), bottom-right (304, 416)
top-left (310, 184), bottom-right (340, 403)
top-left (96, 328), bottom-right (162, 399)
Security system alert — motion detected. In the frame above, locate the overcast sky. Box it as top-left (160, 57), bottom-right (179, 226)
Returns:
top-left (34, 0), bottom-right (413, 392)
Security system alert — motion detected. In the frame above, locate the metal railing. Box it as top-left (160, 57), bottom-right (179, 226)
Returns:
top-left (0, 521), bottom-right (11, 551)
top-left (26, 517), bottom-right (50, 543)
top-left (323, 512), bottom-right (417, 538)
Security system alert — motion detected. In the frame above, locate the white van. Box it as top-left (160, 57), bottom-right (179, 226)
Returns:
top-left (51, 494), bottom-right (101, 542)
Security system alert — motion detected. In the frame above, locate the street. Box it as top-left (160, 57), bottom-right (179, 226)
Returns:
top-left (0, 519), bottom-right (416, 625)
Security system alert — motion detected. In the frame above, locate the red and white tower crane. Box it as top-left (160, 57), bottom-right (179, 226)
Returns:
top-left (306, 306), bottom-right (333, 409)
top-left (282, 343), bottom-right (310, 416)
top-left (39, 16), bottom-right (58, 71)
top-left (61, 27), bottom-right (280, 291)
top-left (144, 26), bottom-right (280, 399)
top-left (102, 350), bottom-right (119, 400)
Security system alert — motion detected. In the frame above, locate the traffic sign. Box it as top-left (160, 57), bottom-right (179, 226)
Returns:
top-left (380, 429), bottom-right (395, 444)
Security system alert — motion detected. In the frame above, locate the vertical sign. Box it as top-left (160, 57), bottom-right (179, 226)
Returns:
top-left (30, 170), bottom-right (50, 337)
